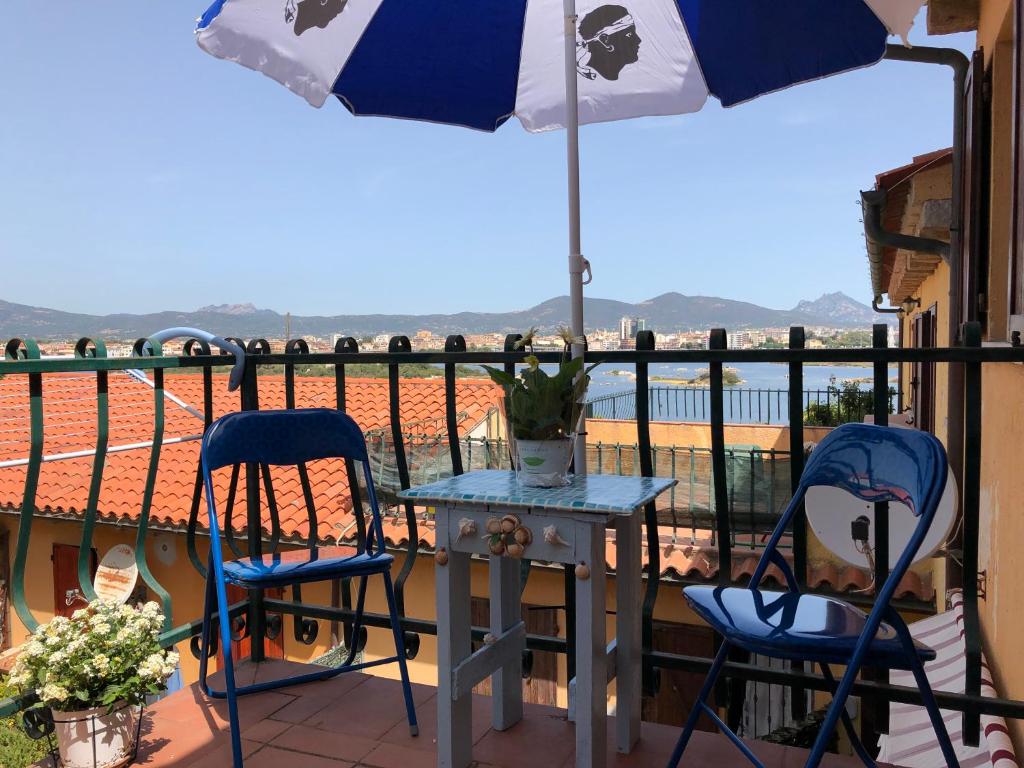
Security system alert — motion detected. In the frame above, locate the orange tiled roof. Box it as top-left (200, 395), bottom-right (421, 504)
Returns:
top-left (0, 371), bottom-right (932, 602)
top-left (872, 148), bottom-right (953, 293)
top-left (0, 372), bottom-right (502, 542)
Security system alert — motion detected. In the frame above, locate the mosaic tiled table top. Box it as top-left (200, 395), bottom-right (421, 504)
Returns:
top-left (398, 469), bottom-right (676, 515)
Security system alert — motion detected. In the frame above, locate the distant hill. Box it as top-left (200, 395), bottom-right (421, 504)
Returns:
top-left (0, 291), bottom-right (891, 341)
top-left (790, 291), bottom-right (880, 325)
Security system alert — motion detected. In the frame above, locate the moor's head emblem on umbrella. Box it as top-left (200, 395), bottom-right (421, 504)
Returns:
top-left (285, 0), bottom-right (347, 36)
top-left (576, 5), bottom-right (642, 81)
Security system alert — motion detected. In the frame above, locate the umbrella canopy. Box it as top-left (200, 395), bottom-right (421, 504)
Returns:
top-left (196, 0), bottom-right (925, 473)
top-left (196, 0), bottom-right (923, 132)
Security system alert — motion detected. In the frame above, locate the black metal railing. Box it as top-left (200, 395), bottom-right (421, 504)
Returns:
top-left (0, 324), bottom-right (1020, 752)
top-left (586, 384), bottom-right (901, 426)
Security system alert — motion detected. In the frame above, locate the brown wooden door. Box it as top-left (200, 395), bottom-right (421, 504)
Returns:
top-left (471, 597), bottom-right (559, 707)
top-left (220, 584), bottom-right (285, 664)
top-left (911, 307), bottom-right (937, 433)
top-left (51, 544), bottom-right (97, 618)
top-left (641, 621), bottom-right (717, 731)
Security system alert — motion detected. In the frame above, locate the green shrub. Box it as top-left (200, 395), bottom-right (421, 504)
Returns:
top-left (804, 382), bottom-right (895, 427)
top-left (0, 682), bottom-right (48, 768)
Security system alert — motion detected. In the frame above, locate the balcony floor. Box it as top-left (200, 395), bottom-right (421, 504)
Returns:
top-left (111, 660), bottom-right (887, 768)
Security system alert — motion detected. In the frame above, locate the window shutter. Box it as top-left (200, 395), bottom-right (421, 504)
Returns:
top-left (959, 49), bottom-right (989, 336)
top-left (1012, 0), bottom-right (1024, 327)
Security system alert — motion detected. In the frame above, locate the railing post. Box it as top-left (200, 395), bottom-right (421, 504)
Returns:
top-left (788, 327), bottom-right (808, 720)
top-left (241, 339), bottom-right (265, 660)
top-left (388, 336), bottom-right (420, 658)
top-left (185, 338), bottom-right (215, 578)
top-left (6, 338), bottom-right (43, 633)
top-left (334, 337), bottom-right (366, 549)
top-left (77, 338), bottom-right (109, 601)
top-left (961, 322), bottom-right (983, 746)
top-left (708, 329), bottom-right (746, 727)
top-left (635, 330), bottom-right (660, 697)
top-left (444, 335), bottom-right (466, 476)
top-left (284, 339), bottom-right (319, 645)
top-left (131, 338), bottom-right (174, 633)
top-left (708, 329), bottom-right (732, 581)
top-left (868, 324), bottom-right (892, 739)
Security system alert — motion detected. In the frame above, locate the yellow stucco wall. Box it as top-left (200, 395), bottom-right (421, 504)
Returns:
top-left (0, 513), bottom-right (713, 712)
top-left (974, 0), bottom-right (1024, 745)
top-left (886, 0), bottom-right (1024, 747)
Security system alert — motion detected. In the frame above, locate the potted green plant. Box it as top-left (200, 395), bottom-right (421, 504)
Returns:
top-left (9, 600), bottom-right (179, 768)
top-left (483, 328), bottom-right (595, 487)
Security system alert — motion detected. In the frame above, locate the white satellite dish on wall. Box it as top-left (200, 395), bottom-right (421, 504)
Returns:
top-left (806, 469), bottom-right (957, 569)
top-left (93, 544), bottom-right (139, 605)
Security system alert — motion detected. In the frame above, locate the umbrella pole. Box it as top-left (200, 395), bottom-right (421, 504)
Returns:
top-left (563, 0), bottom-right (588, 475)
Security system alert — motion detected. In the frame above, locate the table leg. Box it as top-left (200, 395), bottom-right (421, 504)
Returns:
top-left (574, 521), bottom-right (607, 768)
top-left (615, 513), bottom-right (642, 753)
top-left (437, 512), bottom-right (473, 768)
top-left (490, 554), bottom-right (524, 730)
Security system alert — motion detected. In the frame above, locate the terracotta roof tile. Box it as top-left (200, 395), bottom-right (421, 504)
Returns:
top-left (0, 372), bottom-right (933, 603)
top-left (0, 372), bottom-right (502, 542)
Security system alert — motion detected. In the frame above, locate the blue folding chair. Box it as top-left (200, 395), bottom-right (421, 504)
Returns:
top-left (197, 409), bottom-right (418, 767)
top-left (666, 423), bottom-right (960, 768)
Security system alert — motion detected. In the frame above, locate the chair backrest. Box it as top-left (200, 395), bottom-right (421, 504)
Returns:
top-left (752, 423), bottom-right (948, 597)
top-left (203, 408), bottom-right (368, 470)
top-left (799, 423), bottom-right (947, 519)
top-left (201, 408), bottom-right (384, 555)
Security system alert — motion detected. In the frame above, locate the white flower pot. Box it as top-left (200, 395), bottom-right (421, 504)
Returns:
top-left (52, 702), bottom-right (139, 768)
top-left (515, 438), bottom-right (573, 487)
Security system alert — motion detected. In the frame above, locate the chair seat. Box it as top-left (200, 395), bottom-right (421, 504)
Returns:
top-left (223, 546), bottom-right (394, 588)
top-left (683, 586), bottom-right (935, 670)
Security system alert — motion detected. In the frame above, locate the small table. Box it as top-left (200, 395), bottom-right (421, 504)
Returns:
top-left (399, 470), bottom-right (676, 768)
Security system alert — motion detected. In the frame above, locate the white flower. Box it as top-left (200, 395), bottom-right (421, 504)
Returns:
top-left (22, 641), bottom-right (44, 659)
top-left (8, 668), bottom-right (31, 688)
top-left (40, 684), bottom-right (69, 704)
top-left (15, 598), bottom-right (172, 708)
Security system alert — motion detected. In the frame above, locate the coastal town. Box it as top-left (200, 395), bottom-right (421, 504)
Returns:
top-left (27, 316), bottom-right (899, 357)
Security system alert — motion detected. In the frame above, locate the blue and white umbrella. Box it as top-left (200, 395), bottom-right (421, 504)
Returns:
top-left (196, 0), bottom-right (924, 469)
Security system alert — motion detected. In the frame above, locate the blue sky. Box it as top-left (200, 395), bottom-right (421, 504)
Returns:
top-left (0, 5), bottom-right (973, 318)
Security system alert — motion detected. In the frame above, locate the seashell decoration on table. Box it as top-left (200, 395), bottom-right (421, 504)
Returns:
top-left (483, 514), bottom-right (533, 558)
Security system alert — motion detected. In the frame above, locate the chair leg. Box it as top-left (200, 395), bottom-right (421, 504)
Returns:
top-left (666, 642), bottom-right (730, 768)
top-left (907, 649), bottom-right (961, 767)
top-left (817, 663), bottom-right (876, 767)
top-left (198, 567), bottom-right (215, 697)
top-left (383, 570), bottom-right (418, 737)
top-left (212, 569), bottom-right (244, 767)
top-left (880, 609), bottom-right (961, 768)
top-left (805, 652), bottom-right (870, 768)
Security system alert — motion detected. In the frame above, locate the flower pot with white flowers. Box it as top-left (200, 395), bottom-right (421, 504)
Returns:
top-left (10, 600), bottom-right (179, 768)
top-left (484, 328), bottom-right (595, 487)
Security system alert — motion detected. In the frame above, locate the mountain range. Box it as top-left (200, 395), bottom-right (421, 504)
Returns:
top-left (0, 291), bottom-right (891, 341)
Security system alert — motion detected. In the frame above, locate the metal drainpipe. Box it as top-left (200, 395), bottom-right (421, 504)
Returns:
top-left (861, 187), bottom-right (951, 312)
top-left (871, 298), bottom-right (901, 314)
top-left (881, 44), bottom-right (969, 594)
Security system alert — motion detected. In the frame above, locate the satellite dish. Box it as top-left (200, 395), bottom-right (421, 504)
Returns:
top-left (806, 470), bottom-right (957, 569)
top-left (152, 533), bottom-right (178, 566)
top-left (93, 544), bottom-right (139, 604)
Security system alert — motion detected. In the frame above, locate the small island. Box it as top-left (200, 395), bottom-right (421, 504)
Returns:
top-left (652, 367), bottom-right (744, 387)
